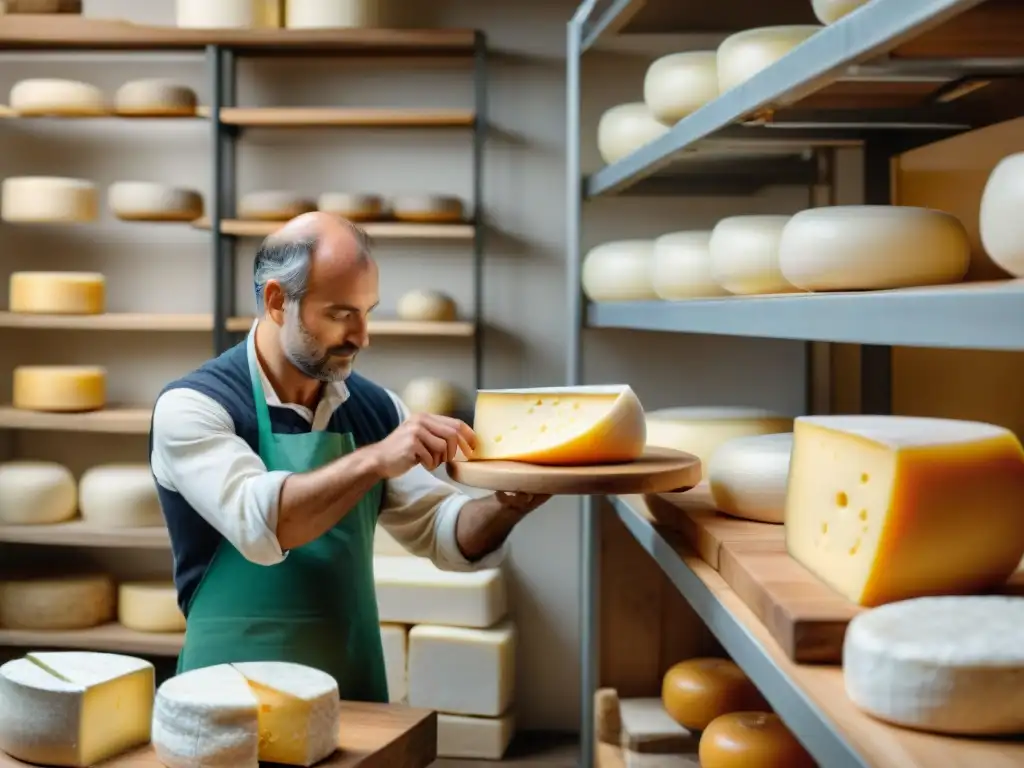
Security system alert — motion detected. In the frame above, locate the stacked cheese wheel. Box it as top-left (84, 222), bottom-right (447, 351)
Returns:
top-left (1, 177), bottom-right (98, 223)
top-left (8, 77), bottom-right (199, 117)
top-left (717, 25), bottom-right (822, 93)
top-left (396, 289), bottom-right (458, 322)
top-left (9, 272), bottom-right (106, 314)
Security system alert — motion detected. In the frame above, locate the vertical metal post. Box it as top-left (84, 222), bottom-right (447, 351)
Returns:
top-left (472, 32), bottom-right (487, 391)
top-left (860, 140), bottom-right (894, 414)
top-left (209, 45), bottom-right (238, 356)
top-left (805, 148), bottom-right (836, 416)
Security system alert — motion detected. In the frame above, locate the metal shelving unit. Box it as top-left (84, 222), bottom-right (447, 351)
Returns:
top-left (566, 1), bottom-right (1024, 766)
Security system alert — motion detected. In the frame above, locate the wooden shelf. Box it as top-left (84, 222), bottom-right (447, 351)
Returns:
top-left (0, 406), bottom-right (151, 433)
top-left (193, 217), bottom-right (474, 239)
top-left (0, 312), bottom-right (214, 331)
top-left (206, 106), bottom-right (476, 128)
top-left (0, 521), bottom-right (169, 549)
top-left (0, 623), bottom-right (182, 656)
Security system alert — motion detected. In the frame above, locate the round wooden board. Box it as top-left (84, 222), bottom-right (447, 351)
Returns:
top-left (445, 447), bottom-right (702, 496)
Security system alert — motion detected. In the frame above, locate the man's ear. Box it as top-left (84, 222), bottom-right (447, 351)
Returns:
top-left (263, 280), bottom-right (287, 326)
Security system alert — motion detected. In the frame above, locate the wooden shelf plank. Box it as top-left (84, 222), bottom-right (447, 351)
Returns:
top-left (209, 106), bottom-right (476, 128)
top-left (0, 623), bottom-right (182, 656)
top-left (193, 217), bottom-right (474, 239)
top-left (0, 312), bottom-right (214, 331)
top-left (0, 521), bottom-right (169, 549)
top-left (0, 406), bottom-right (151, 433)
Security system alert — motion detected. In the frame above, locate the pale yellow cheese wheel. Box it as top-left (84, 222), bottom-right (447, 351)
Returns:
top-left (979, 151), bottom-right (1024, 278)
top-left (118, 582), bottom-right (186, 633)
top-left (717, 26), bottom-right (822, 93)
top-left (238, 190), bottom-right (316, 221)
top-left (114, 79), bottom-right (198, 117)
top-left (396, 289), bottom-right (458, 322)
top-left (812, 0), bottom-right (869, 24)
top-left (391, 195), bottom-right (464, 223)
top-left (401, 378), bottom-right (460, 416)
top-left (0, 461), bottom-right (77, 525)
top-left (9, 78), bottom-right (105, 116)
top-left (0, 575), bottom-right (115, 630)
top-left (79, 464), bottom-right (165, 528)
top-left (597, 103), bottom-right (669, 165)
top-left (108, 182), bottom-right (204, 222)
top-left (582, 240), bottom-right (658, 302)
top-left (9, 272), bottom-right (105, 315)
top-left (644, 51), bottom-right (719, 124)
top-left (13, 366), bottom-right (106, 413)
top-left (317, 192), bottom-right (385, 221)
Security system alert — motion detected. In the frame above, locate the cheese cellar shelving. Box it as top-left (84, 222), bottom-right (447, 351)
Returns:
top-left (566, 1), bottom-right (1024, 767)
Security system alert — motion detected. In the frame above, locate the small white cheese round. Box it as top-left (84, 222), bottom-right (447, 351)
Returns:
top-left (717, 26), bottom-right (822, 93)
top-left (13, 366), bottom-right (106, 413)
top-left (9, 272), bottom-right (106, 315)
top-left (401, 378), bottom-right (460, 416)
top-left (1, 177), bottom-right (98, 223)
top-left (108, 182), bottom-right (204, 222)
top-left (238, 190), bottom-right (316, 221)
top-left (396, 289), bottom-right (458, 322)
top-left (391, 195), bottom-right (464, 223)
top-left (644, 51), bottom-right (719, 125)
top-left (9, 78), bottom-right (106, 116)
top-left (0, 461), bottom-right (77, 526)
top-left (79, 464), bottom-right (164, 528)
top-left (114, 79), bottom-right (198, 117)
top-left (979, 151), bottom-right (1024, 277)
top-left (317, 192), bottom-right (385, 221)
top-left (651, 231), bottom-right (729, 300)
top-left (176, 0), bottom-right (254, 28)
top-left (812, 0), bottom-right (870, 24)
top-left (597, 103), bottom-right (669, 165)
top-left (286, 0), bottom-right (377, 28)
top-left (708, 433), bottom-right (792, 524)
top-left (582, 240), bottom-right (658, 302)
top-left (709, 215), bottom-right (797, 295)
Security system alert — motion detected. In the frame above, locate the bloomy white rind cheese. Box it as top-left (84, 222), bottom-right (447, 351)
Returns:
top-left (651, 231), bottom-right (729, 299)
top-left (79, 464), bottom-right (164, 528)
top-left (708, 432), bottom-right (792, 524)
top-left (843, 596), bottom-right (1024, 735)
top-left (709, 215), bottom-right (797, 295)
top-left (317, 192), bottom-right (385, 221)
top-left (9, 79), bottom-right (106, 116)
top-left (0, 461), bottom-right (77, 525)
top-left (812, 0), bottom-right (870, 24)
top-left (1, 177), bottom-right (99, 223)
top-left (391, 194), bottom-right (464, 223)
top-left (176, 0), bottom-right (254, 28)
top-left (13, 365), bottom-right (106, 413)
top-left (979, 151), bottom-right (1024, 278)
top-left (396, 289), bottom-right (458, 322)
top-left (9, 272), bottom-right (105, 315)
top-left (597, 103), bottom-right (669, 165)
top-left (401, 377), bottom-right (459, 415)
top-left (0, 575), bottom-right (115, 630)
top-left (238, 190), bottom-right (316, 221)
top-left (374, 556), bottom-right (508, 628)
top-left (582, 240), bottom-right (658, 302)
top-left (118, 582), bottom-right (186, 633)
top-left (717, 26), bottom-right (822, 93)
top-left (643, 52), bottom-right (719, 125)
top-left (108, 182), bottom-right (204, 222)
top-left (114, 80), bottom-right (198, 117)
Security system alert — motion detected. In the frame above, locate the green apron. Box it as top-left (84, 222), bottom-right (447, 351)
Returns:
top-left (176, 336), bottom-right (389, 703)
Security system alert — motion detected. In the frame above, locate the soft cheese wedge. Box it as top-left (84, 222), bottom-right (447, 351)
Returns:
top-left (786, 415), bottom-right (1024, 607)
top-left (0, 651), bottom-right (154, 767)
top-left (470, 385), bottom-right (646, 465)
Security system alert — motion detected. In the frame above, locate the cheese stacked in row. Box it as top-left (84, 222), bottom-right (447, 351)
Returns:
top-left (1, 176), bottom-right (205, 223)
top-left (8, 77), bottom-right (198, 117)
top-left (238, 191), bottom-right (466, 223)
top-left (176, 0), bottom-right (380, 29)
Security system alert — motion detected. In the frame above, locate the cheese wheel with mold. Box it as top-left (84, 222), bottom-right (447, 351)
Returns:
top-left (391, 195), bottom-right (464, 223)
top-left (652, 231), bottom-right (729, 299)
top-left (662, 658), bottom-right (768, 731)
top-left (317, 192), bottom-right (385, 221)
top-left (108, 182), bottom-right (204, 222)
top-left (9, 78), bottom-right (105, 116)
top-left (699, 712), bottom-right (815, 768)
top-left (79, 464), bottom-right (164, 528)
top-left (9, 272), bottom-right (105, 315)
top-left (980, 151), bottom-right (1024, 277)
top-left (582, 240), bottom-right (658, 302)
top-left (0, 575), bottom-right (115, 630)
top-left (2, 177), bottom-right (98, 223)
top-left (114, 79), bottom-right (198, 117)
top-left (717, 26), bottom-right (822, 93)
top-left (709, 215), bottom-right (796, 295)
top-left (0, 461), bottom-right (77, 525)
top-left (812, 0), bottom-right (870, 24)
top-left (396, 289), bottom-right (457, 322)
top-left (597, 103), bottom-right (669, 165)
top-left (644, 52), bottom-right (719, 124)
top-left (238, 190), bottom-right (316, 221)
top-left (13, 366), bottom-right (106, 412)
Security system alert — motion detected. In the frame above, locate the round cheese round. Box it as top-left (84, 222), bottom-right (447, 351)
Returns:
top-left (238, 191), bottom-right (316, 221)
top-left (717, 26), bottom-right (822, 93)
top-left (651, 231), bottom-right (729, 299)
top-left (9, 272), bottom-right (105, 315)
top-left (597, 103), bottom-right (669, 165)
top-left (1, 177), bottom-right (98, 223)
top-left (662, 658), bottom-right (767, 731)
top-left (108, 182), bottom-right (204, 222)
top-left (699, 712), bottom-right (815, 768)
top-left (582, 240), bottom-right (658, 302)
top-left (0, 575), bottom-right (115, 630)
top-left (176, 0), bottom-right (254, 27)
top-left (708, 433), bottom-right (792, 524)
top-left (13, 366), bottom-right (106, 413)
top-left (396, 289), bottom-right (458, 322)
top-left (79, 464), bottom-right (164, 528)
top-left (9, 78), bottom-right (105, 116)
top-left (812, 0), bottom-right (870, 24)
top-left (401, 378), bottom-right (460, 416)
top-left (979, 151), bottom-right (1024, 277)
top-left (317, 192), bottom-right (385, 221)
top-left (0, 461), bottom-right (77, 526)
top-left (709, 215), bottom-right (796, 295)
top-left (843, 595), bottom-right (1024, 735)
top-left (778, 206), bottom-right (970, 291)
top-left (391, 195), bottom-right (464, 223)
top-left (286, 0), bottom-right (377, 28)
top-left (644, 52), bottom-right (719, 124)
top-left (118, 582), bottom-right (186, 633)
top-left (114, 79), bottom-right (198, 117)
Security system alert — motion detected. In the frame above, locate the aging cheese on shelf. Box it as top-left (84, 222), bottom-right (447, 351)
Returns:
top-left (13, 365), bottom-right (106, 412)
top-left (396, 289), bottom-right (458, 322)
top-left (9, 271), bottom-right (105, 315)
top-left (652, 231), bottom-right (729, 299)
top-left (1, 176), bottom-right (99, 223)
top-left (0, 575), bottom-right (115, 630)
top-left (380, 623), bottom-right (407, 703)
top-left (471, 385), bottom-right (647, 465)
top-left (786, 415), bottom-right (1024, 607)
top-left (979, 151), bottom-right (1024, 278)
top-left (0, 460), bottom-right (77, 525)
top-left (108, 182), bottom-right (204, 222)
top-left (317, 192), bottom-right (384, 221)
top-left (662, 658), bottom-right (767, 731)
top-left (709, 215), bottom-right (796, 295)
top-left (286, 0), bottom-right (378, 28)
top-left (644, 51), bottom-right (719, 124)
top-left (597, 103), bottom-right (669, 165)
top-left (238, 190), bottom-right (316, 221)
top-left (114, 79), bottom-right (198, 117)
top-left (843, 595), bottom-right (1024, 735)
top-left (708, 433), bottom-right (793, 524)
top-left (812, 0), bottom-right (870, 24)
top-left (717, 26), bottom-right (822, 93)
top-left (698, 712), bottom-right (815, 768)
top-left (9, 78), bottom-right (105, 116)
top-left (407, 622), bottom-right (515, 717)
top-left (153, 661), bottom-right (341, 768)
top-left (778, 206), bottom-right (971, 291)
top-left (438, 712), bottom-right (515, 760)
top-left (176, 0), bottom-right (254, 27)
top-left (0, 652), bottom-right (154, 768)
top-left (79, 464), bottom-right (165, 528)
top-left (118, 582), bottom-right (186, 633)
top-left (374, 556), bottom-right (507, 627)
top-left (401, 377), bottom-right (460, 415)
top-left (391, 194), bottom-right (465, 223)
top-left (582, 240), bottom-right (658, 302)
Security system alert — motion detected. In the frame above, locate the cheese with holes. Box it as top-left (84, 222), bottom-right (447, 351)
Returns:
top-left (708, 433), bottom-right (792, 524)
top-left (582, 240), bottom-right (658, 302)
top-left (662, 658), bottom-right (766, 731)
top-left (317, 192), bottom-right (384, 221)
top-left (644, 52), bottom-right (719, 125)
top-left (438, 713), bottom-right (516, 760)
top-left (239, 191), bottom-right (316, 221)
top-left (717, 26), bottom-right (822, 93)
top-left (9, 79), bottom-right (105, 116)
top-left (709, 215), bottom-right (796, 295)
top-left (13, 366), bottom-right (106, 412)
top-left (286, 0), bottom-right (378, 28)
top-left (0, 575), bottom-right (115, 630)
top-left (0, 652), bottom-right (154, 768)
top-left (812, 0), bottom-right (869, 24)
top-left (153, 661), bottom-right (341, 768)
top-left (408, 622), bottom-right (515, 717)
top-left (778, 206), bottom-right (970, 291)
top-left (698, 712), bottom-right (815, 768)
top-left (392, 194), bottom-right (464, 223)
top-left (9, 272), bottom-right (105, 314)
top-left (786, 415), bottom-right (1024, 607)
top-left (176, 0), bottom-right (254, 27)
top-left (843, 595), bottom-right (1024, 735)
top-left (380, 624), bottom-right (407, 703)
top-left (1, 177), bottom-right (98, 223)
top-left (396, 289), bottom-right (457, 322)
top-left (114, 79), bottom-right (197, 116)
top-left (79, 464), bottom-right (164, 528)
top-left (652, 231), bottom-right (729, 299)
top-left (980, 151), bottom-right (1024, 277)
top-left (0, 461), bottom-right (77, 525)
top-left (401, 377), bottom-right (459, 415)
top-left (598, 103), bottom-right (669, 165)
top-left (374, 556), bottom-right (507, 627)
top-left (109, 181), bottom-right (204, 222)
top-left (118, 582), bottom-right (185, 633)
top-left (471, 385), bottom-right (647, 465)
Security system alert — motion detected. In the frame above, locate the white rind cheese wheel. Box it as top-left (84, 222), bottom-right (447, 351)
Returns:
top-left (108, 182), bottom-right (204, 222)
top-left (391, 195), bottom-right (464, 223)
top-left (812, 0), bottom-right (870, 24)
top-left (0, 575), bottom-right (115, 630)
top-left (0, 461), bottom-right (77, 526)
top-left (717, 26), bottom-right (822, 92)
top-left (238, 190), bottom-right (316, 221)
top-left (317, 192), bottom-right (384, 221)
top-left (652, 231), bottom-right (729, 299)
top-left (597, 103), bottom-right (669, 165)
top-left (118, 582), bottom-right (186, 633)
top-left (176, 0), bottom-right (254, 27)
top-left (286, 0), bottom-right (378, 28)
top-left (9, 272), bottom-right (105, 315)
top-left (778, 206), bottom-right (970, 291)
top-left (401, 378), bottom-right (460, 416)
top-left (709, 215), bottom-right (797, 295)
top-left (9, 78), bottom-right (105, 116)
top-left (396, 289), bottom-right (458, 322)
top-left (114, 79), bottom-right (197, 117)
top-left (644, 52), bottom-right (719, 125)
top-left (79, 464), bottom-right (164, 528)
top-left (438, 713), bottom-right (516, 760)
top-left (979, 151), bottom-right (1024, 277)
top-left (13, 365), bottom-right (106, 413)
top-left (708, 433), bottom-right (792, 524)
top-left (843, 596), bottom-right (1024, 735)
top-left (582, 240), bottom-right (658, 302)
top-left (1, 177), bottom-right (98, 223)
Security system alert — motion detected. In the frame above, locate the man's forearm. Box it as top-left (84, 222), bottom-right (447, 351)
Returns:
top-left (454, 495), bottom-right (527, 562)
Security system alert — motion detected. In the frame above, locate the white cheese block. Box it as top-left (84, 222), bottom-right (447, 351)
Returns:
top-left (380, 623), bottom-right (407, 703)
top-left (707, 432), bottom-right (792, 524)
top-left (651, 231), bottom-right (729, 299)
top-left (0, 652), bottom-right (154, 768)
top-left (597, 103), bottom-right (669, 165)
top-left (108, 181), bottom-right (204, 222)
top-left (778, 206), bottom-right (970, 291)
top-left (1, 176), bottom-right (98, 223)
top-left (9, 78), bottom-right (105, 116)
top-left (9, 271), bottom-right (105, 314)
top-left (373, 525), bottom-right (412, 557)
top-left (317, 192), bottom-right (384, 221)
top-left (812, 0), bottom-right (869, 24)
top-left (438, 713), bottom-right (516, 760)
top-left (979, 151), bottom-right (1024, 277)
top-left (582, 240), bottom-right (658, 302)
top-left (391, 194), bottom-right (464, 223)
top-left (717, 26), bottom-right (822, 92)
top-left (114, 79), bottom-right (197, 117)
top-left (843, 596), bottom-right (1024, 735)
top-left (118, 582), bottom-right (186, 633)
top-left (408, 622), bottom-right (515, 717)
top-left (286, 0), bottom-right (378, 28)
top-left (396, 289), bottom-right (458, 322)
top-left (709, 215), bottom-right (797, 295)
top-left (0, 461), bottom-right (77, 525)
top-left (79, 463), bottom-right (164, 528)
top-left (238, 190), bottom-right (316, 221)
top-left (644, 52), bottom-right (719, 125)
top-left (0, 575), bottom-right (115, 630)
top-left (374, 556), bottom-right (508, 628)
top-left (401, 377), bottom-right (459, 415)
top-left (176, 0), bottom-right (254, 27)
top-left (13, 365), bottom-right (106, 412)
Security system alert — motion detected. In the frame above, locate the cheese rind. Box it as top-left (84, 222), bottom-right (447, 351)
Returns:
top-left (374, 556), bottom-right (507, 627)
top-left (396, 289), bottom-right (458, 322)
top-left (13, 365), bottom-right (106, 412)
top-left (108, 181), bottom-right (204, 221)
top-left (317, 192), bottom-right (384, 221)
top-left (239, 191), bottom-right (316, 221)
top-left (114, 79), bottom-right (197, 116)
top-left (0, 575), bottom-right (115, 630)
top-left (812, 0), bottom-right (869, 24)
top-left (0, 460), bottom-right (77, 525)
top-left (698, 712), bottom-right (815, 768)
top-left (437, 713), bottom-right (516, 760)
top-left (651, 231), bottom-right (728, 299)
top-left (391, 194), bottom-right (464, 223)
top-left (583, 240), bottom-right (658, 302)
top-left (708, 433), bottom-right (792, 524)
top-left (786, 415), bottom-right (1024, 607)
top-left (597, 103), bottom-right (669, 165)
top-left (380, 623), bottom-right (408, 703)
top-left (9, 78), bottom-right (105, 116)
top-left (79, 463), bottom-right (164, 528)
top-left (118, 582), bottom-right (186, 633)
top-left (717, 26), bottom-right (822, 92)
top-left (661, 659), bottom-right (766, 731)
top-left (9, 271), bottom-right (105, 315)
top-left (401, 377), bottom-right (459, 415)
top-left (644, 52), bottom-right (719, 125)
top-left (979, 151), bottom-right (1024, 278)
top-left (709, 215), bottom-right (796, 295)
top-left (1, 177), bottom-right (98, 223)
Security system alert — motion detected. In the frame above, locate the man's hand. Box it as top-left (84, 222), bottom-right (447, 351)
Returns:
top-left (494, 491), bottom-right (551, 516)
top-left (368, 413), bottom-right (477, 479)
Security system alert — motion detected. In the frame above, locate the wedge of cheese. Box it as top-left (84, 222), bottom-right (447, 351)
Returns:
top-left (471, 385), bottom-right (646, 465)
